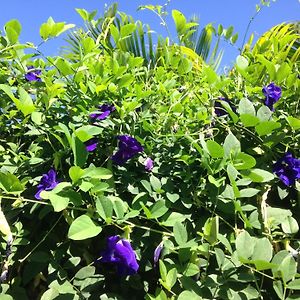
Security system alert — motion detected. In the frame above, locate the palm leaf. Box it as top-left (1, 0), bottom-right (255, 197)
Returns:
top-left (251, 22), bottom-right (300, 64)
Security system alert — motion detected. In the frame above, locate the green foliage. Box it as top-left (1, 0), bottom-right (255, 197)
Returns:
top-left (0, 3), bottom-right (299, 300)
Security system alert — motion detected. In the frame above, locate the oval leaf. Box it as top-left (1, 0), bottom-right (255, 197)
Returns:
top-left (68, 215), bottom-right (102, 240)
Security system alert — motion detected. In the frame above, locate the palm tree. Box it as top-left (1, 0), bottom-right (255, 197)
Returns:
top-left (63, 3), bottom-right (238, 70)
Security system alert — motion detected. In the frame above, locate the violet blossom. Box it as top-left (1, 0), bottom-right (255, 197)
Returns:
top-left (144, 157), bottom-right (154, 172)
top-left (84, 138), bottom-right (98, 152)
top-left (25, 66), bottom-right (42, 82)
top-left (90, 104), bottom-right (115, 121)
top-left (262, 83), bottom-right (281, 111)
top-left (153, 241), bottom-right (164, 266)
top-left (111, 135), bottom-right (143, 165)
top-left (35, 169), bottom-right (58, 199)
top-left (273, 152), bottom-right (300, 186)
top-left (99, 235), bottom-right (139, 276)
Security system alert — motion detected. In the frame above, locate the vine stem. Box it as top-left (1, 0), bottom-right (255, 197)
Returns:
top-left (1, 195), bottom-right (88, 212)
top-left (114, 218), bottom-right (173, 237)
top-left (2, 195), bottom-right (173, 236)
top-left (19, 214), bottom-right (63, 263)
top-left (240, 7), bottom-right (261, 53)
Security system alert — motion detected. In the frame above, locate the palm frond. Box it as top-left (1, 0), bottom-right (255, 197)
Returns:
top-left (251, 22), bottom-right (300, 64)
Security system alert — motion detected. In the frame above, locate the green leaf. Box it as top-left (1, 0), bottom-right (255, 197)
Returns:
top-left (239, 188), bottom-right (260, 198)
top-left (243, 168), bottom-right (275, 183)
top-left (160, 212), bottom-right (187, 227)
top-left (75, 8), bottom-right (97, 22)
top-left (39, 23), bottom-right (52, 40)
top-left (82, 167), bottom-right (112, 180)
top-left (206, 140), bottom-right (224, 158)
top-left (5, 19), bottom-right (22, 44)
top-left (56, 122), bottom-right (72, 147)
top-left (217, 233), bottom-right (233, 254)
top-left (40, 17), bottom-right (75, 40)
top-left (286, 116), bottom-right (300, 130)
top-left (253, 260), bottom-right (277, 271)
top-left (178, 291), bottom-right (198, 300)
top-left (241, 285), bottom-right (259, 300)
top-left (159, 260), bottom-right (167, 281)
top-left (68, 215), bottom-right (102, 240)
top-left (173, 221), bottom-right (188, 246)
top-left (255, 121), bottom-right (281, 136)
top-left (40, 289), bottom-right (59, 300)
top-left (272, 250), bottom-right (297, 283)
top-left (172, 10), bottom-right (186, 36)
top-left (287, 279), bottom-right (300, 290)
top-left (223, 133), bottom-right (241, 158)
top-left (18, 87), bottom-right (36, 116)
top-left (230, 33), bottom-right (238, 44)
top-left (252, 237), bottom-right (273, 262)
top-left (150, 200), bottom-right (168, 219)
top-left (165, 268), bottom-right (177, 290)
top-left (215, 248), bottom-right (225, 268)
top-left (236, 55), bottom-right (248, 70)
top-left (82, 37), bottom-right (95, 53)
top-left (267, 207), bottom-right (292, 225)
top-left (178, 58), bottom-right (192, 74)
top-left (0, 172), bottom-right (24, 194)
top-left (112, 196), bottom-right (127, 219)
top-left (281, 216), bottom-right (299, 234)
top-left (118, 74), bottom-right (134, 88)
top-left (75, 8), bottom-right (89, 21)
top-left (203, 65), bottom-right (219, 85)
top-left (31, 111), bottom-right (43, 125)
top-left (0, 209), bottom-right (12, 236)
top-left (74, 266), bottom-right (95, 280)
top-left (208, 175), bottom-right (225, 188)
top-left (150, 175), bottom-right (161, 191)
top-left (75, 125), bottom-right (102, 142)
top-left (54, 58), bottom-right (73, 76)
top-left (120, 23), bottom-right (136, 38)
top-left (225, 25), bottom-right (234, 39)
top-left (233, 152), bottom-right (256, 170)
top-left (69, 166), bottom-right (85, 184)
top-left (273, 281), bottom-right (284, 299)
top-left (72, 136), bottom-right (88, 167)
top-left (240, 114), bottom-right (260, 127)
top-left (96, 196), bottom-right (113, 221)
top-left (166, 193), bottom-right (180, 203)
top-left (40, 182), bottom-right (73, 212)
top-left (203, 216), bottom-right (219, 245)
top-left (0, 84), bottom-right (35, 116)
top-left (238, 98), bottom-right (255, 115)
top-left (236, 230), bottom-right (254, 260)
top-left (257, 106), bottom-right (272, 121)
top-left (182, 263), bottom-right (199, 277)
top-left (276, 62), bottom-right (291, 83)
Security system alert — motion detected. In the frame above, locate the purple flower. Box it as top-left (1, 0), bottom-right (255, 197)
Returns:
top-left (90, 104), bottom-right (115, 121)
top-left (153, 241), bottom-right (163, 266)
top-left (85, 138), bottom-right (98, 152)
top-left (25, 66), bottom-right (42, 82)
top-left (144, 157), bottom-right (154, 172)
top-left (214, 97), bottom-right (235, 117)
top-left (35, 169), bottom-right (58, 199)
top-left (100, 235), bottom-right (139, 276)
top-left (111, 135), bottom-right (143, 165)
top-left (262, 83), bottom-right (281, 111)
top-left (273, 152), bottom-right (300, 186)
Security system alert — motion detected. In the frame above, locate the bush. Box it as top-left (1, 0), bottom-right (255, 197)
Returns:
top-left (0, 4), bottom-right (299, 300)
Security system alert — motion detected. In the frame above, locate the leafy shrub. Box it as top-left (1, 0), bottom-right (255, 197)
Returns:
top-left (0, 4), bottom-right (299, 300)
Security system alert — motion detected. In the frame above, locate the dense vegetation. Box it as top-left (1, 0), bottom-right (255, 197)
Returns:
top-left (0, 3), bottom-right (299, 299)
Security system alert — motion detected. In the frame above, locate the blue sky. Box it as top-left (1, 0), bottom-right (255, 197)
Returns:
top-left (1, 0), bottom-right (299, 68)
